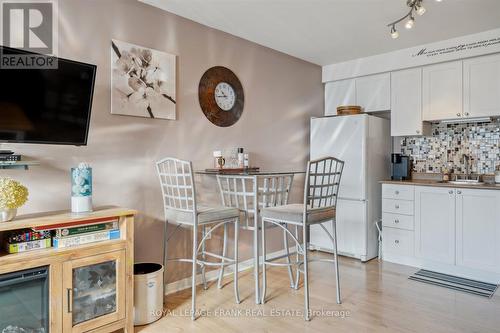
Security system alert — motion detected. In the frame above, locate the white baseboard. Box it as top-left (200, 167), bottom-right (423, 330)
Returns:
top-left (309, 244), bottom-right (363, 260)
top-left (164, 247), bottom-right (296, 295)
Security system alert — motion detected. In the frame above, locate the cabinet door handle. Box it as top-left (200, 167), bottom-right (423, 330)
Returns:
top-left (465, 112), bottom-right (470, 116)
top-left (394, 219), bottom-right (400, 224)
top-left (416, 129), bottom-right (420, 134)
top-left (395, 204), bottom-right (400, 209)
top-left (67, 288), bottom-right (73, 313)
top-left (457, 113), bottom-right (461, 117)
top-left (395, 240), bottom-right (400, 244)
top-left (395, 190), bottom-right (399, 195)
top-left (457, 190), bottom-right (462, 194)
top-left (449, 190), bottom-right (453, 194)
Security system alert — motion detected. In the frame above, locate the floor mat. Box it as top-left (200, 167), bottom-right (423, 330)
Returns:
top-left (409, 269), bottom-right (498, 298)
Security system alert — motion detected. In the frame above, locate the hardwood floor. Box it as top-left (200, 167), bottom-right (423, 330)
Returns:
top-left (135, 252), bottom-right (500, 332)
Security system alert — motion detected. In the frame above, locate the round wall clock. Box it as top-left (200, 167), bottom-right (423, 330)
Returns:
top-left (198, 66), bottom-right (244, 127)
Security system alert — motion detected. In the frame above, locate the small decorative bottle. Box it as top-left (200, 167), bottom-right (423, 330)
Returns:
top-left (71, 162), bottom-right (93, 213)
top-left (243, 153), bottom-right (250, 169)
top-left (237, 148), bottom-right (244, 168)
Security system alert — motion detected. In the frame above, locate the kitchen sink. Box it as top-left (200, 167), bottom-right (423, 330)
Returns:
top-left (446, 179), bottom-right (484, 185)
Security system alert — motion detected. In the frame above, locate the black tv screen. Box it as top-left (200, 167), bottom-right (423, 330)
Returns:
top-left (0, 47), bottom-right (96, 146)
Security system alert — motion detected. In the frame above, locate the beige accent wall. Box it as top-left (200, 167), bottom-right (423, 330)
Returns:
top-left (1, 0), bottom-right (323, 284)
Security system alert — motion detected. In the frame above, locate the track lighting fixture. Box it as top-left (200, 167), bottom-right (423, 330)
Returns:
top-left (390, 26), bottom-right (399, 39)
top-left (416, 4), bottom-right (426, 15)
top-left (405, 15), bottom-right (415, 29)
top-left (387, 0), bottom-right (442, 38)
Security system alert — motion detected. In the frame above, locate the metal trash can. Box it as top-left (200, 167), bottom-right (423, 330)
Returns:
top-left (134, 263), bottom-right (164, 326)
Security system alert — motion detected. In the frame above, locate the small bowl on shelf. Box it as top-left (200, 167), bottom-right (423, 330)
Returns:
top-left (337, 105), bottom-right (362, 116)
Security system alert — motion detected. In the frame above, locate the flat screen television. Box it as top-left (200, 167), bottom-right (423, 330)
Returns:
top-left (0, 46), bottom-right (96, 146)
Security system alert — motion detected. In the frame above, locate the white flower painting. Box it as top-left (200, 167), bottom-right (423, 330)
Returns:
top-left (111, 39), bottom-right (176, 119)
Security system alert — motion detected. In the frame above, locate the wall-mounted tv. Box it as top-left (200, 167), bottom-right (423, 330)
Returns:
top-left (0, 46), bottom-right (97, 146)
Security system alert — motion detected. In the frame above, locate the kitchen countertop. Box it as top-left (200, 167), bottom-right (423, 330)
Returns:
top-left (381, 179), bottom-right (500, 190)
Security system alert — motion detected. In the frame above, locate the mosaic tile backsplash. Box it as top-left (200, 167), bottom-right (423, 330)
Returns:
top-left (400, 120), bottom-right (500, 174)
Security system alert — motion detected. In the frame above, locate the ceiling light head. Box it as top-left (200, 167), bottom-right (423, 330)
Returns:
top-left (405, 16), bottom-right (415, 29)
top-left (390, 26), bottom-right (399, 39)
top-left (435, 0), bottom-right (443, 2)
top-left (416, 5), bottom-right (426, 15)
top-left (387, 0), bottom-right (430, 38)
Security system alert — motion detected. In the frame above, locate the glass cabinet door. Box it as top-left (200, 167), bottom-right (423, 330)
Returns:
top-left (63, 250), bottom-right (125, 332)
top-left (72, 260), bottom-right (117, 325)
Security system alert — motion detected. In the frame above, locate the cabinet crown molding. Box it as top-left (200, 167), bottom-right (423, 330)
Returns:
top-left (323, 28), bottom-right (500, 83)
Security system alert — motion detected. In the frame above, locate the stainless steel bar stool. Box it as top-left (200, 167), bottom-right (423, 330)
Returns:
top-left (156, 157), bottom-right (241, 320)
top-left (216, 174), bottom-right (297, 304)
top-left (260, 157), bottom-right (344, 320)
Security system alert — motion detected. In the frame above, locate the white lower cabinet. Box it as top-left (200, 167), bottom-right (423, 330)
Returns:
top-left (382, 184), bottom-right (415, 259)
top-left (382, 198), bottom-right (414, 215)
top-left (382, 212), bottom-right (414, 230)
top-left (382, 184), bottom-right (500, 283)
top-left (414, 186), bottom-right (456, 265)
top-left (383, 227), bottom-right (414, 257)
top-left (456, 189), bottom-right (500, 273)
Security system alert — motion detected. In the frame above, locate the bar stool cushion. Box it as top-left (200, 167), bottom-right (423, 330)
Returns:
top-left (261, 204), bottom-right (335, 225)
top-left (166, 205), bottom-right (240, 225)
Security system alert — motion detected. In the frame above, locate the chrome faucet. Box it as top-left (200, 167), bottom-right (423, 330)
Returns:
top-left (462, 154), bottom-right (470, 180)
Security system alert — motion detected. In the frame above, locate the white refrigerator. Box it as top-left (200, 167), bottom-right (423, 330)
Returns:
top-left (310, 114), bottom-right (391, 262)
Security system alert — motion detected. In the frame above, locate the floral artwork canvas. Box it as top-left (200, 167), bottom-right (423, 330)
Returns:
top-left (111, 39), bottom-right (176, 119)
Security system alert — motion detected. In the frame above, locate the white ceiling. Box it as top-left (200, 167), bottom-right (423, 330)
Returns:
top-left (140, 0), bottom-right (500, 66)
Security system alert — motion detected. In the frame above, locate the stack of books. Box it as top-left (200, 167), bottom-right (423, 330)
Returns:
top-left (5, 229), bottom-right (52, 253)
top-left (52, 220), bottom-right (120, 249)
top-left (3, 219), bottom-right (121, 254)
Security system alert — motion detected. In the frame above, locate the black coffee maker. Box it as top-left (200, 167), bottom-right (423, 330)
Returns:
top-left (391, 153), bottom-right (411, 180)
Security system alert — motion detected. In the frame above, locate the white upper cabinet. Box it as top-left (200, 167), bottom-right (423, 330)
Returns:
top-left (456, 189), bottom-right (500, 273)
top-left (464, 53), bottom-right (500, 118)
top-left (324, 79), bottom-right (355, 116)
top-left (423, 61), bottom-right (463, 121)
top-left (415, 186), bottom-right (456, 265)
top-left (355, 73), bottom-right (391, 112)
top-left (325, 53), bottom-right (500, 123)
top-left (391, 68), bottom-right (429, 137)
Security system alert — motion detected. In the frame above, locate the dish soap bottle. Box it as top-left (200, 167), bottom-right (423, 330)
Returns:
top-left (495, 165), bottom-right (500, 184)
top-left (442, 166), bottom-right (450, 182)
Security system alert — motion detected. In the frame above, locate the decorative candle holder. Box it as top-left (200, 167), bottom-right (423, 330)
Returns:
top-left (71, 163), bottom-right (93, 213)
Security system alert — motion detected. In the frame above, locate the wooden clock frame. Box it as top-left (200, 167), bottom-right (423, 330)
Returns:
top-left (198, 66), bottom-right (244, 127)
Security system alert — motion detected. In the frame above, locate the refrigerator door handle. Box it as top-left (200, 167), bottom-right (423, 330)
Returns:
top-left (338, 197), bottom-right (368, 202)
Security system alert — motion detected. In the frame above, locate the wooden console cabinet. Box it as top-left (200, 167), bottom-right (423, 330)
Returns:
top-left (0, 207), bottom-right (136, 333)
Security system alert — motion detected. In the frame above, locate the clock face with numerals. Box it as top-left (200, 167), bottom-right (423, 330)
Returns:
top-left (214, 82), bottom-right (236, 111)
top-left (198, 66), bottom-right (244, 127)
